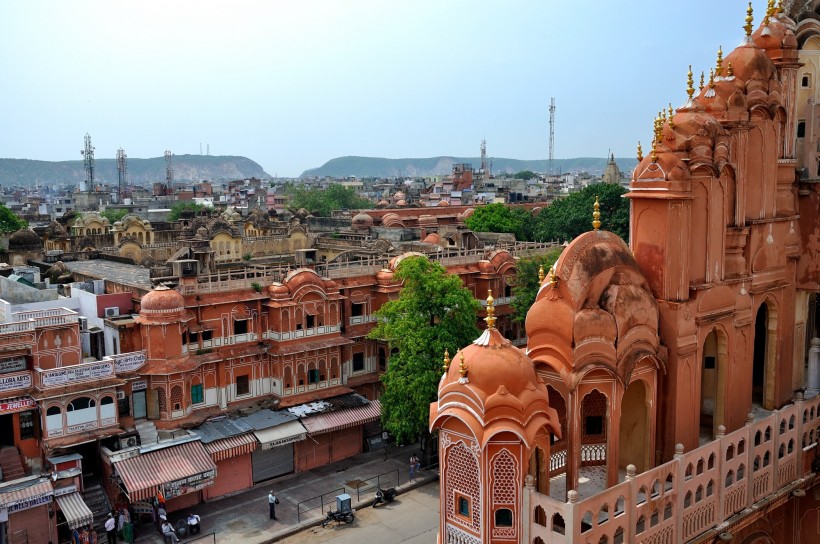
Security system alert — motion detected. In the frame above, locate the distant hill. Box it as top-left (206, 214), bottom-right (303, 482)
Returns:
top-left (300, 156), bottom-right (638, 178)
top-left (0, 155), bottom-right (270, 186)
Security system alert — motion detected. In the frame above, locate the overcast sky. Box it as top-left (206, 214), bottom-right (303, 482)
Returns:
top-left (1, 1), bottom-right (761, 177)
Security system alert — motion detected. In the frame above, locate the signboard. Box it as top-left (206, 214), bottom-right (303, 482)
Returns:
top-left (110, 352), bottom-right (146, 373)
top-left (66, 421), bottom-right (97, 434)
top-left (0, 397), bottom-right (36, 414)
top-left (0, 358), bottom-right (27, 375)
top-left (0, 373), bottom-right (31, 393)
top-left (41, 362), bottom-right (113, 388)
top-left (131, 380), bottom-right (148, 392)
top-left (261, 433), bottom-right (306, 450)
top-left (162, 469), bottom-right (215, 499)
top-left (53, 485), bottom-right (77, 497)
top-left (6, 491), bottom-right (53, 513)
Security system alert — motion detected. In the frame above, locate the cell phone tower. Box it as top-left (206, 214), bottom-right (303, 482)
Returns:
top-left (548, 98), bottom-right (556, 176)
top-left (81, 133), bottom-right (95, 193)
top-left (165, 150), bottom-right (174, 186)
top-left (116, 148), bottom-right (127, 202)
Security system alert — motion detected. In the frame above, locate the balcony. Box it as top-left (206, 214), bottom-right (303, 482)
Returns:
top-left (527, 394), bottom-right (820, 544)
top-left (263, 325), bottom-right (340, 342)
top-left (349, 315), bottom-right (378, 326)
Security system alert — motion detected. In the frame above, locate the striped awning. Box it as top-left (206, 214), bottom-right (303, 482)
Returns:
top-left (253, 420), bottom-right (307, 449)
top-left (56, 492), bottom-right (93, 529)
top-left (0, 480), bottom-right (53, 512)
top-left (302, 400), bottom-right (381, 435)
top-left (114, 440), bottom-right (216, 502)
top-left (204, 432), bottom-right (257, 462)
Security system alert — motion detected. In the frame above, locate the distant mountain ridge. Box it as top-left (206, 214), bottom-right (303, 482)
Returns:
top-left (301, 155), bottom-right (637, 178)
top-left (0, 155), bottom-right (270, 186)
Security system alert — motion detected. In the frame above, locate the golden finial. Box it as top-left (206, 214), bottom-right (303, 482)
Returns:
top-left (443, 348), bottom-right (451, 373)
top-left (727, 62), bottom-right (734, 77)
top-left (767, 0), bottom-right (776, 19)
top-left (660, 109), bottom-right (666, 122)
top-left (458, 353), bottom-right (468, 379)
top-left (776, 0), bottom-right (783, 13)
top-left (538, 264), bottom-right (545, 284)
top-left (716, 46), bottom-right (723, 75)
top-left (744, 2), bottom-right (754, 37)
top-left (687, 65), bottom-right (694, 99)
top-left (549, 265), bottom-right (558, 287)
top-left (699, 71), bottom-right (705, 91)
top-left (592, 196), bottom-right (601, 231)
top-left (485, 289), bottom-right (496, 329)
top-left (709, 68), bottom-right (715, 88)
top-left (636, 141), bottom-right (643, 162)
top-left (668, 104), bottom-right (675, 129)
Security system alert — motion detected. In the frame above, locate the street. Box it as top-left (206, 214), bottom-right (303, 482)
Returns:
top-left (275, 481), bottom-right (439, 543)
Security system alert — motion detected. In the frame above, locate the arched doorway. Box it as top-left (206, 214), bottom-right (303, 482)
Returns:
top-left (580, 390), bottom-right (608, 471)
top-left (619, 380), bottom-right (648, 472)
top-left (753, 302), bottom-right (777, 409)
top-left (528, 446), bottom-right (549, 495)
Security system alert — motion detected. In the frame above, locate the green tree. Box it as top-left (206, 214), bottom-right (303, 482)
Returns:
top-left (510, 248), bottom-right (563, 323)
top-left (287, 183), bottom-right (372, 216)
top-left (101, 208), bottom-right (128, 224)
top-left (0, 204), bottom-right (27, 234)
top-left (167, 202), bottom-right (205, 221)
top-left (464, 203), bottom-right (532, 241)
top-left (513, 170), bottom-right (539, 180)
top-left (531, 183), bottom-right (629, 242)
top-left (369, 256), bottom-right (481, 447)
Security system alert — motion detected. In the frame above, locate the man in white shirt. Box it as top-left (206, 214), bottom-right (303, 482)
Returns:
top-left (268, 490), bottom-right (279, 520)
top-left (161, 521), bottom-right (179, 543)
top-left (105, 513), bottom-right (117, 544)
top-left (187, 513), bottom-right (201, 535)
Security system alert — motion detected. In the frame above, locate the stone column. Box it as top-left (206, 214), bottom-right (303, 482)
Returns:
top-left (807, 337), bottom-right (820, 396)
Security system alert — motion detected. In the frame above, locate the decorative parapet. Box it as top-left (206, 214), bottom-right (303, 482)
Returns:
top-left (527, 395), bottom-right (820, 543)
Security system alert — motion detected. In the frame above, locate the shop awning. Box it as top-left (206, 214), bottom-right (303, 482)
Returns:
top-left (56, 492), bottom-right (93, 529)
top-left (252, 420), bottom-right (308, 449)
top-left (114, 440), bottom-right (216, 502)
top-left (204, 432), bottom-right (257, 462)
top-left (0, 479), bottom-right (53, 513)
top-left (301, 400), bottom-right (381, 435)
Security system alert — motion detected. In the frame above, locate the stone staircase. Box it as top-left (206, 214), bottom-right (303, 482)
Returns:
top-left (0, 446), bottom-right (26, 481)
top-left (82, 484), bottom-right (112, 542)
top-left (136, 420), bottom-right (158, 446)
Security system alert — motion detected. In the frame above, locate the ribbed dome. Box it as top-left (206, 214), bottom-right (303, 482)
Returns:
top-left (352, 212), bottom-right (373, 227)
top-left (140, 285), bottom-right (185, 312)
top-left (723, 43), bottom-right (774, 84)
top-left (267, 282), bottom-right (289, 298)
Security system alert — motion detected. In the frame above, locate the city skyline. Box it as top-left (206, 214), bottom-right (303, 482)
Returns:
top-left (2, 1), bottom-right (760, 177)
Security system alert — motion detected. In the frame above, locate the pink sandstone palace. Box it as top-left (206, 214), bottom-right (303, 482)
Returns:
top-left (430, 3), bottom-right (820, 543)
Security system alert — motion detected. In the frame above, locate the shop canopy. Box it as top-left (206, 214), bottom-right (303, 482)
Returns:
top-left (55, 492), bottom-right (93, 529)
top-left (114, 440), bottom-right (216, 502)
top-left (0, 479), bottom-right (53, 513)
top-left (203, 433), bottom-right (258, 462)
top-left (301, 400), bottom-right (381, 435)
top-left (252, 420), bottom-right (308, 450)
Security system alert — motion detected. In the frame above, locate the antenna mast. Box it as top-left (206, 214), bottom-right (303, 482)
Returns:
top-left (548, 98), bottom-right (556, 176)
top-left (165, 150), bottom-right (174, 187)
top-left (480, 139), bottom-right (488, 176)
top-left (116, 148), bottom-right (127, 203)
top-left (81, 133), bottom-right (95, 193)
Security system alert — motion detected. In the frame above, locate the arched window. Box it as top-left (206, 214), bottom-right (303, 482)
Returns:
top-left (66, 396), bottom-right (96, 426)
top-left (797, 120), bottom-right (806, 138)
top-left (494, 508), bottom-right (512, 527)
top-left (46, 406), bottom-right (62, 432)
top-left (100, 395), bottom-right (116, 421)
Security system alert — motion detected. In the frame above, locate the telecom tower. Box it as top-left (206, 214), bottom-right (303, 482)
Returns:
top-left (548, 97), bottom-right (556, 177)
top-left (81, 133), bottom-right (95, 192)
top-left (165, 150), bottom-right (174, 187)
top-left (116, 148), bottom-right (127, 203)
top-left (480, 139), bottom-right (489, 177)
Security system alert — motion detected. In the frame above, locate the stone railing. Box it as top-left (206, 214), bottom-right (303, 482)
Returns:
top-left (525, 395), bottom-right (820, 544)
top-left (349, 315), bottom-right (379, 325)
top-left (0, 311), bottom-right (78, 336)
top-left (263, 324), bottom-right (340, 341)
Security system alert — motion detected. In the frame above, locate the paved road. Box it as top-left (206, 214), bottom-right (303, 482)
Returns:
top-left (275, 481), bottom-right (439, 544)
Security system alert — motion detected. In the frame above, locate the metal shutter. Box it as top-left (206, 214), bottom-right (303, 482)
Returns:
top-left (251, 443), bottom-right (294, 483)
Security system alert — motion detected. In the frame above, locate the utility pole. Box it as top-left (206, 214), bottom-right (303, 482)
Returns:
top-left (81, 133), bottom-right (95, 193)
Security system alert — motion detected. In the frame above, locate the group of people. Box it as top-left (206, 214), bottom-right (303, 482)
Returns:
top-left (103, 509), bottom-right (131, 543)
top-left (160, 513), bottom-right (201, 543)
top-left (409, 453), bottom-right (421, 479)
top-left (70, 525), bottom-right (98, 544)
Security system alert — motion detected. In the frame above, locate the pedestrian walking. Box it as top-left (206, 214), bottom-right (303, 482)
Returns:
top-left (409, 454), bottom-right (419, 479)
top-left (268, 490), bottom-right (280, 520)
top-left (105, 513), bottom-right (117, 544)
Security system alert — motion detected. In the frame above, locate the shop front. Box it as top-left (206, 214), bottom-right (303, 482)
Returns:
top-left (295, 399), bottom-right (381, 471)
top-left (112, 439), bottom-right (216, 513)
top-left (250, 420), bottom-right (307, 483)
top-left (0, 478), bottom-right (56, 544)
top-left (191, 419), bottom-right (257, 500)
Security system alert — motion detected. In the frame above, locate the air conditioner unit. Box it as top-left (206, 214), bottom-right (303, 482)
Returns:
top-left (116, 391), bottom-right (126, 400)
top-left (78, 317), bottom-right (88, 330)
top-left (104, 307), bottom-right (120, 317)
top-left (118, 436), bottom-right (139, 449)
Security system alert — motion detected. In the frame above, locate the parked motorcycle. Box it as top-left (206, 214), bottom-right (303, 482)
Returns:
top-left (321, 508), bottom-right (355, 527)
top-left (373, 487), bottom-right (396, 507)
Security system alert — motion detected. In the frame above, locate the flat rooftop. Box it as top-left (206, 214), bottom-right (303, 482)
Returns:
top-left (64, 260), bottom-right (151, 290)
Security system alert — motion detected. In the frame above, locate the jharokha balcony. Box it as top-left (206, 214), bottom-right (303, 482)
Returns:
top-left (528, 393), bottom-right (820, 543)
